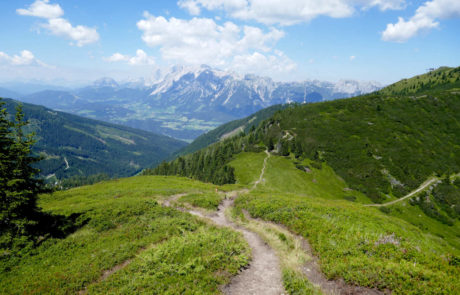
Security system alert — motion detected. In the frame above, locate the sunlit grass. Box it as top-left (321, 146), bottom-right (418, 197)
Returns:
top-left (0, 176), bottom-right (248, 295)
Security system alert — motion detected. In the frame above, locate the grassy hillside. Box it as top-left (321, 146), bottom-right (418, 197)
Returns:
top-left (5, 154), bottom-right (458, 294)
top-left (230, 151), bottom-right (459, 294)
top-left (2, 98), bottom-right (187, 181)
top-left (176, 104), bottom-right (287, 156)
top-left (264, 87), bottom-right (460, 202)
top-left (229, 151), bottom-right (460, 249)
top-left (3, 155), bottom-right (459, 294)
top-left (0, 176), bottom-right (249, 294)
top-left (235, 191), bottom-right (459, 294)
top-left (378, 66), bottom-right (460, 96)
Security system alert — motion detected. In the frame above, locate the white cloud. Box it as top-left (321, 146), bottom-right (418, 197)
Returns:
top-left (350, 55), bottom-right (356, 60)
top-left (178, 0), bottom-right (406, 25)
top-left (106, 53), bottom-right (129, 63)
top-left (136, 13), bottom-right (290, 73)
top-left (42, 18), bottom-right (99, 47)
top-left (232, 51), bottom-right (297, 76)
top-left (16, 0), bottom-right (63, 19)
top-left (106, 50), bottom-right (155, 65)
top-left (17, 0), bottom-right (99, 46)
top-left (177, 0), bottom-right (201, 15)
top-left (382, 0), bottom-right (460, 42)
top-left (359, 0), bottom-right (405, 11)
top-left (0, 50), bottom-right (49, 67)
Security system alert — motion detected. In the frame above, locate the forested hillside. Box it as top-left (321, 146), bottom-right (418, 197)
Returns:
top-left (1, 98), bottom-right (186, 181)
top-left (148, 66), bottom-right (460, 222)
top-left (176, 104), bottom-right (287, 156)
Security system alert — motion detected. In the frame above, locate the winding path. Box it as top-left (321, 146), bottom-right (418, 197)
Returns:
top-left (252, 150), bottom-right (270, 189)
top-left (162, 151), bottom-right (285, 294)
top-left (165, 150), bottom-right (387, 294)
top-left (365, 177), bottom-right (439, 207)
top-left (188, 197), bottom-right (285, 295)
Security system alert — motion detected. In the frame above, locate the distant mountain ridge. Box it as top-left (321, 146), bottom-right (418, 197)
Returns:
top-left (11, 65), bottom-right (382, 141)
top-left (145, 65), bottom-right (382, 117)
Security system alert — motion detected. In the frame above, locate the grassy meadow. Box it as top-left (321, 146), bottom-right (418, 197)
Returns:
top-left (0, 176), bottom-right (249, 294)
top-left (1, 151), bottom-right (458, 294)
top-left (230, 151), bottom-right (460, 294)
top-left (178, 192), bottom-right (224, 210)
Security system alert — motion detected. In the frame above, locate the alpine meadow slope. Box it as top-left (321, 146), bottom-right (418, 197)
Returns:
top-left (152, 66), bottom-right (460, 207)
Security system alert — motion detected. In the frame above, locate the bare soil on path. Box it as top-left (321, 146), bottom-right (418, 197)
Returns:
top-left (253, 150), bottom-right (270, 189)
top-left (365, 177), bottom-right (439, 207)
top-left (163, 150), bottom-right (388, 294)
top-left (176, 193), bottom-right (285, 295)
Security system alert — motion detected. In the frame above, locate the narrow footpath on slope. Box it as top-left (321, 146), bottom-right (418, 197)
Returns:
top-left (365, 176), bottom-right (439, 207)
top-left (165, 150), bottom-right (385, 295)
top-left (252, 149), bottom-right (270, 189)
top-left (164, 150), bottom-right (285, 295)
top-left (188, 196), bottom-right (284, 295)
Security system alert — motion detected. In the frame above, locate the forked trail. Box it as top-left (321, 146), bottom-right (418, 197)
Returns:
top-left (166, 151), bottom-right (384, 294)
top-left (164, 151), bottom-right (285, 294)
top-left (188, 196), bottom-right (284, 295)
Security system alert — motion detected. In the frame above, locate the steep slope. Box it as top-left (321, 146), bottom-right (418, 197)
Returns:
top-left (257, 66), bottom-right (460, 203)
top-left (378, 66), bottom-right (460, 96)
top-left (176, 104), bottom-right (288, 156)
top-left (2, 98), bottom-right (186, 181)
top-left (3, 156), bottom-right (458, 294)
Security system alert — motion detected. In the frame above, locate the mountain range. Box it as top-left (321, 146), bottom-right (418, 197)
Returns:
top-left (5, 65), bottom-right (381, 141)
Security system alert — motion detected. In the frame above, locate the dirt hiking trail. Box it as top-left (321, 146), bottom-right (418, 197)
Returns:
top-left (164, 150), bottom-right (386, 294)
top-left (365, 177), bottom-right (439, 207)
top-left (252, 150), bottom-right (270, 189)
top-left (192, 197), bottom-right (284, 295)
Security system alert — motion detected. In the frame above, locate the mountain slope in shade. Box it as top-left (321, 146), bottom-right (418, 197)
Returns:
top-left (2, 98), bottom-right (187, 180)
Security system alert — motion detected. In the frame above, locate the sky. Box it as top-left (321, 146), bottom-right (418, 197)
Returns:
top-left (0, 0), bottom-right (459, 86)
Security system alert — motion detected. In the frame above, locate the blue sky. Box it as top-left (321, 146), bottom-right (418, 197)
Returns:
top-left (0, 0), bottom-right (459, 85)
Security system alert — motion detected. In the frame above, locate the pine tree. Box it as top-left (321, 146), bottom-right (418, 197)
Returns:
top-left (280, 140), bottom-right (290, 156)
top-left (267, 137), bottom-right (274, 151)
top-left (1, 102), bottom-right (46, 241)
